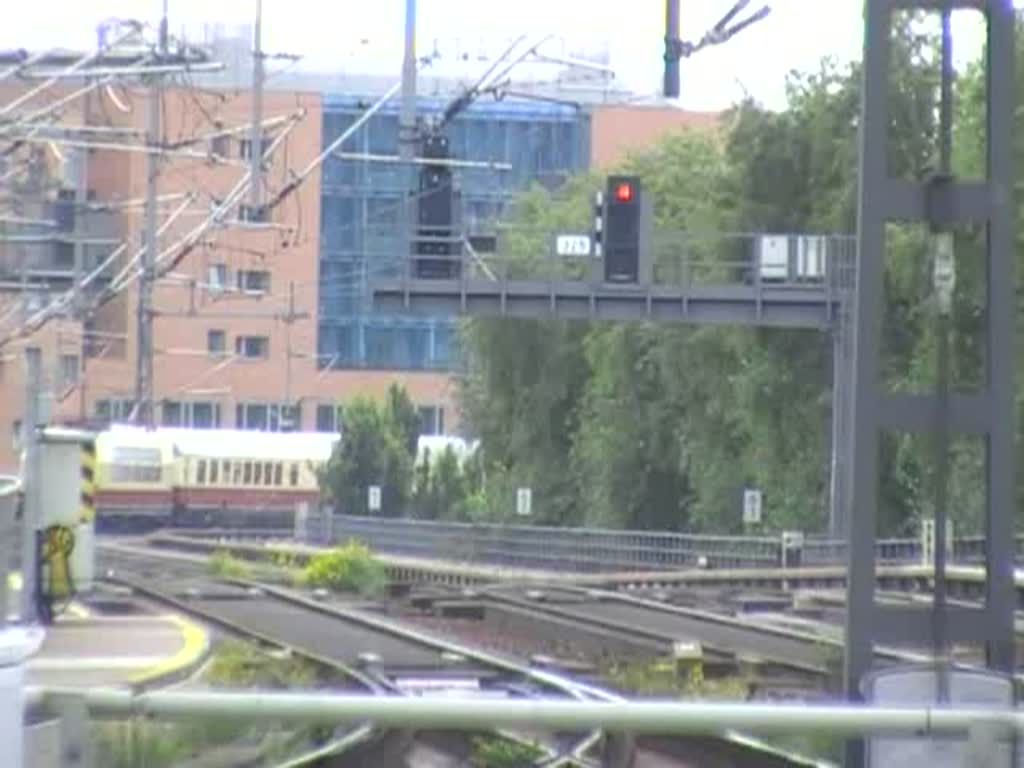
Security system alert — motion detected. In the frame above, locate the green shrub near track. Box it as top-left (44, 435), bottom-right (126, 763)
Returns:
top-left (302, 539), bottom-right (387, 596)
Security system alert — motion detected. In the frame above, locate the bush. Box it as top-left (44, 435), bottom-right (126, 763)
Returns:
top-left (302, 539), bottom-right (387, 596)
top-left (207, 549), bottom-right (252, 579)
top-left (205, 638), bottom-right (317, 689)
top-left (470, 735), bottom-right (544, 767)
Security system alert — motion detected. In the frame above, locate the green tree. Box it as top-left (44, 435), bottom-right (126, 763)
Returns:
top-left (321, 397), bottom-right (413, 517)
top-left (412, 446), bottom-right (435, 518)
top-left (385, 382), bottom-right (421, 457)
top-left (431, 445), bottom-right (466, 521)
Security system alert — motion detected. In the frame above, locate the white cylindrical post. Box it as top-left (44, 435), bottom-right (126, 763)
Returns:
top-left (0, 626), bottom-right (46, 767)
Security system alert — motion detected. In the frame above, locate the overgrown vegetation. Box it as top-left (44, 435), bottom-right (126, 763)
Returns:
top-left (204, 638), bottom-right (319, 688)
top-left (94, 639), bottom-right (330, 767)
top-left (760, 732), bottom-right (845, 765)
top-left (207, 548), bottom-right (252, 579)
top-left (602, 656), bottom-right (749, 700)
top-left (470, 735), bottom-right (545, 767)
top-left (301, 539), bottom-right (387, 596)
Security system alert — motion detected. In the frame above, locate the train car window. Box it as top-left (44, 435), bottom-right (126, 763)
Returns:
top-left (243, 461), bottom-right (253, 485)
top-left (210, 460), bottom-right (219, 484)
top-left (109, 446), bottom-right (163, 483)
top-left (223, 460), bottom-right (231, 484)
top-left (197, 460), bottom-right (207, 484)
top-left (263, 461), bottom-right (273, 485)
top-left (232, 462), bottom-right (242, 485)
top-left (254, 461), bottom-right (263, 485)
top-left (289, 463), bottom-right (299, 487)
top-left (274, 463), bottom-right (283, 486)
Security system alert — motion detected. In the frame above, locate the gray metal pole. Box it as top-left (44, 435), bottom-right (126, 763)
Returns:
top-left (71, 95), bottom-right (89, 318)
top-left (247, 0), bottom-right (264, 212)
top-left (828, 324), bottom-right (845, 537)
top-left (930, 7), bottom-right (954, 704)
top-left (664, 0), bottom-right (681, 98)
top-left (20, 347), bottom-right (42, 624)
top-left (983, 0), bottom-right (1017, 675)
top-left (134, 6), bottom-right (166, 428)
top-left (399, 0), bottom-right (417, 163)
top-left (399, 0), bottom-right (418, 265)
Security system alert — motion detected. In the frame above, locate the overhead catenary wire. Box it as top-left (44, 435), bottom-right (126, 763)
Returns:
top-left (0, 102), bottom-right (304, 350)
top-left (0, 194), bottom-right (196, 349)
top-left (0, 22), bottom-right (143, 118)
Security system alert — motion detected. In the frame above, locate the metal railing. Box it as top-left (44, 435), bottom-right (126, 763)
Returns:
top-left (394, 228), bottom-right (859, 296)
top-left (327, 514), bottom-right (1024, 572)
top-left (28, 686), bottom-right (1024, 739)
top-left (330, 514), bottom-right (782, 571)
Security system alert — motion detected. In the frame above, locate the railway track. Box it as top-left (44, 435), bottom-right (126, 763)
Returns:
top-left (480, 584), bottom-right (835, 679)
top-left (95, 538), bottom-right (828, 767)
top-left (99, 543), bottom-right (604, 766)
top-left (142, 528), bottom-right (1024, 610)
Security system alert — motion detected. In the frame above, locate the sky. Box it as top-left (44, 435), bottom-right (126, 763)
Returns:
top-left (0, 1), bottom-right (1003, 111)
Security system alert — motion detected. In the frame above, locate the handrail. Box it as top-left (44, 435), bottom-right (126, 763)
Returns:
top-left (27, 687), bottom-right (1024, 738)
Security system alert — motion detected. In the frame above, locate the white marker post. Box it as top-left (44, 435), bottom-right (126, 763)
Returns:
top-left (742, 488), bottom-right (762, 526)
top-left (516, 488), bottom-right (532, 517)
top-left (368, 485), bottom-right (382, 514)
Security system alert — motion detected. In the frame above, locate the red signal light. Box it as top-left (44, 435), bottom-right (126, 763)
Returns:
top-left (614, 182), bottom-right (633, 202)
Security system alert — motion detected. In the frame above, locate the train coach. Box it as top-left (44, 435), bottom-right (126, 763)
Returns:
top-left (94, 426), bottom-right (177, 527)
top-left (92, 426), bottom-right (474, 531)
top-left (94, 425), bottom-right (338, 530)
top-left (166, 428), bottom-right (339, 528)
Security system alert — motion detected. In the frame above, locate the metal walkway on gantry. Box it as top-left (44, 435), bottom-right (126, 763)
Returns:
top-left (372, 276), bottom-right (848, 329)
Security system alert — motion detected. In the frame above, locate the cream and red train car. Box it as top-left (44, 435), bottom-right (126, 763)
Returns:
top-left (94, 426), bottom-right (177, 528)
top-left (94, 426), bottom-right (338, 530)
top-left (166, 428), bottom-right (338, 527)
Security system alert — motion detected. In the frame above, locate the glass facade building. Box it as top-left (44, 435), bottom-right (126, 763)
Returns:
top-left (318, 94), bottom-right (590, 370)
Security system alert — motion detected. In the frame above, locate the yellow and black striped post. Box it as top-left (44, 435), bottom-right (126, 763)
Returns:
top-left (79, 440), bottom-right (96, 523)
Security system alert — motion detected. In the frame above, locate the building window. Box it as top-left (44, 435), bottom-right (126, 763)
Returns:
top-left (236, 269), bottom-right (270, 294)
top-left (239, 136), bottom-right (267, 160)
top-left (207, 329), bottom-right (226, 357)
top-left (235, 335), bottom-right (269, 359)
top-left (417, 406), bottom-right (444, 436)
top-left (208, 263), bottom-right (227, 292)
top-left (162, 401), bottom-right (182, 426)
top-left (209, 134), bottom-right (230, 157)
top-left (192, 401), bottom-right (220, 428)
top-left (162, 400), bottom-right (222, 428)
top-left (60, 354), bottom-right (79, 388)
top-left (238, 204), bottom-right (267, 223)
top-left (315, 403), bottom-right (343, 433)
top-left (95, 398), bottom-right (135, 422)
top-left (235, 402), bottom-right (300, 432)
top-left (55, 241), bottom-right (75, 267)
